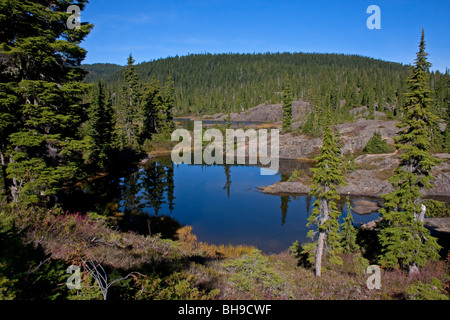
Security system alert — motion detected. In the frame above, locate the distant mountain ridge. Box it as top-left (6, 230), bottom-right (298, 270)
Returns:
top-left (81, 52), bottom-right (448, 118)
top-left (81, 63), bottom-right (124, 83)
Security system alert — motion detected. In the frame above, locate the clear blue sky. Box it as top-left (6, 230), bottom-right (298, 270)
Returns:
top-left (80, 0), bottom-right (449, 72)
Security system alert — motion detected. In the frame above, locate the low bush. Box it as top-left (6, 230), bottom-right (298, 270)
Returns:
top-left (221, 250), bottom-right (289, 299)
top-left (363, 132), bottom-right (393, 154)
top-left (407, 278), bottom-right (449, 300)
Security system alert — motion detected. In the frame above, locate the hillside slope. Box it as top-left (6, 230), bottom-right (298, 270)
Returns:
top-left (81, 52), bottom-right (446, 117)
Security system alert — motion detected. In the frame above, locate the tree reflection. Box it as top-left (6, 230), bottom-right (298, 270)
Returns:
top-left (121, 157), bottom-right (175, 216)
top-left (223, 164), bottom-right (231, 198)
top-left (280, 195), bottom-right (290, 225)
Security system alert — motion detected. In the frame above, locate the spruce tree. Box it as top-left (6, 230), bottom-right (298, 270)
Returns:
top-left (140, 79), bottom-right (161, 142)
top-left (282, 76), bottom-right (293, 132)
top-left (118, 54), bottom-right (141, 149)
top-left (163, 75), bottom-right (175, 132)
top-left (305, 115), bottom-right (346, 276)
top-left (341, 199), bottom-right (359, 254)
top-left (86, 81), bottom-right (114, 171)
top-left (140, 75), bottom-right (176, 135)
top-left (226, 112), bottom-right (232, 129)
top-left (0, 0), bottom-right (93, 204)
top-left (378, 30), bottom-right (441, 271)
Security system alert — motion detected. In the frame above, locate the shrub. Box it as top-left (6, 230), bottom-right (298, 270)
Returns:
top-left (222, 250), bottom-right (287, 299)
top-left (290, 240), bottom-right (312, 268)
top-left (142, 133), bottom-right (174, 153)
top-left (135, 272), bottom-right (220, 300)
top-left (407, 278), bottom-right (449, 300)
top-left (289, 240), bottom-right (301, 256)
top-left (341, 155), bottom-right (356, 175)
top-left (363, 132), bottom-right (392, 154)
top-left (288, 169), bottom-right (301, 182)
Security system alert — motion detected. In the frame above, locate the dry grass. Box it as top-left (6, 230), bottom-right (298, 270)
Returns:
top-left (15, 208), bottom-right (181, 270)
top-left (5, 205), bottom-right (448, 300)
top-left (372, 168), bottom-right (395, 181)
top-left (256, 123), bottom-right (281, 129)
top-left (176, 225), bottom-right (257, 259)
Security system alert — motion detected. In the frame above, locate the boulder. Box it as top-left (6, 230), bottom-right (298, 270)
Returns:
top-left (352, 199), bottom-right (381, 215)
top-left (261, 181), bottom-right (311, 195)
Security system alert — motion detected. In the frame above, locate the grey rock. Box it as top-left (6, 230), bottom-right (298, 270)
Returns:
top-left (352, 199), bottom-right (381, 215)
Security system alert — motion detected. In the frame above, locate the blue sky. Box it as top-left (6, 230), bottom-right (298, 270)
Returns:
top-left (80, 0), bottom-right (450, 72)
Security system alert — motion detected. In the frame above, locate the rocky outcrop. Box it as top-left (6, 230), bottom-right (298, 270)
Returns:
top-left (261, 153), bottom-right (450, 199)
top-left (277, 118), bottom-right (401, 160)
top-left (207, 100), bottom-right (310, 124)
top-left (422, 155), bottom-right (450, 197)
top-left (199, 103), bottom-right (449, 198)
top-left (336, 119), bottom-right (400, 155)
top-left (202, 104), bottom-right (402, 159)
top-left (279, 134), bottom-right (322, 159)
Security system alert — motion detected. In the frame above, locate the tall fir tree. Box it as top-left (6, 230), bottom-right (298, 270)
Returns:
top-left (282, 75), bottom-right (293, 132)
top-left (226, 112), bottom-right (232, 129)
top-left (304, 115), bottom-right (346, 276)
top-left (140, 79), bottom-right (160, 142)
top-left (86, 81), bottom-right (114, 171)
top-left (0, 0), bottom-right (93, 204)
top-left (162, 75), bottom-right (175, 132)
top-left (378, 30), bottom-right (441, 271)
top-left (117, 54), bottom-right (141, 149)
top-left (341, 199), bottom-right (359, 254)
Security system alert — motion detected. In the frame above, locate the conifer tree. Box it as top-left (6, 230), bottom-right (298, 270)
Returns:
top-left (305, 115), bottom-right (346, 276)
top-left (282, 76), bottom-right (293, 132)
top-left (341, 199), bottom-right (359, 254)
top-left (363, 131), bottom-right (390, 154)
top-left (118, 54), bottom-right (141, 149)
top-left (226, 112), bottom-right (232, 129)
top-left (140, 79), bottom-right (161, 141)
top-left (154, 84), bottom-right (168, 134)
top-left (163, 75), bottom-right (175, 132)
top-left (86, 81), bottom-right (114, 171)
top-left (0, 0), bottom-right (93, 204)
top-left (378, 30), bottom-right (441, 271)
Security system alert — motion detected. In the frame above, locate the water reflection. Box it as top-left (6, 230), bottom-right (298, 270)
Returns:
top-left (62, 156), bottom-right (380, 253)
top-left (120, 157), bottom-right (175, 216)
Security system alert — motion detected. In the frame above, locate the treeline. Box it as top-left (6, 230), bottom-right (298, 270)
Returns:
top-left (83, 52), bottom-right (449, 123)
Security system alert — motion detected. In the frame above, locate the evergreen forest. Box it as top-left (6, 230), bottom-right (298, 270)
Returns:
top-left (0, 0), bottom-right (449, 303)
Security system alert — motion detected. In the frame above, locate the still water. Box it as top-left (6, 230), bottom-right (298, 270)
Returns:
top-left (65, 156), bottom-right (379, 254)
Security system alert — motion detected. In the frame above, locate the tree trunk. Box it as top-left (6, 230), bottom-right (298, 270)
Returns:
top-left (0, 151), bottom-right (5, 196)
top-left (413, 203), bottom-right (426, 223)
top-left (315, 196), bottom-right (330, 277)
top-left (315, 231), bottom-right (326, 276)
top-left (11, 176), bottom-right (19, 203)
top-left (418, 204), bottom-right (426, 223)
top-left (8, 153), bottom-right (20, 203)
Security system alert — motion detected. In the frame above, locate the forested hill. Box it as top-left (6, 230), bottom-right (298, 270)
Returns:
top-left (82, 52), bottom-right (449, 118)
top-left (82, 63), bottom-right (124, 83)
